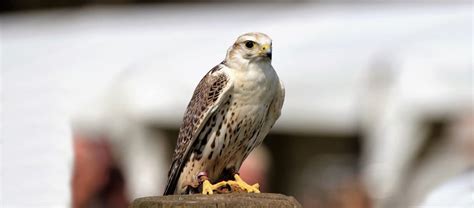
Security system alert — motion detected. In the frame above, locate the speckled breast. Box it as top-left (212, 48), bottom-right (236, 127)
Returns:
top-left (177, 93), bottom-right (271, 192)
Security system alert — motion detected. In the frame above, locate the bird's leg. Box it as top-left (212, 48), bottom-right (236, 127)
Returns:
top-left (197, 172), bottom-right (228, 195)
top-left (227, 174), bottom-right (260, 193)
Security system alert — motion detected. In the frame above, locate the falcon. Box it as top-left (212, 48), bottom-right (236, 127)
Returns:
top-left (163, 32), bottom-right (285, 195)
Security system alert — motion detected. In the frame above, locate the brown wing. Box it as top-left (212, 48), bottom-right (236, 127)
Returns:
top-left (164, 64), bottom-right (232, 195)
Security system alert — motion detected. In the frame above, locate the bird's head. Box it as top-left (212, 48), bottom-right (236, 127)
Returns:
top-left (225, 32), bottom-right (272, 67)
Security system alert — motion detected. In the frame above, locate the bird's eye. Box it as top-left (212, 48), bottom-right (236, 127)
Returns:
top-left (245, 41), bottom-right (254, 49)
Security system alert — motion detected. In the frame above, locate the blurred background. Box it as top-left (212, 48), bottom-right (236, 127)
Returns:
top-left (1, 0), bottom-right (472, 208)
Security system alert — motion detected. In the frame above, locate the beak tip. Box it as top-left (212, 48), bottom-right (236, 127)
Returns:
top-left (266, 52), bottom-right (272, 59)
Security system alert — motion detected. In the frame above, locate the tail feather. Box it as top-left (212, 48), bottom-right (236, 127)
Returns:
top-left (163, 161), bottom-right (179, 195)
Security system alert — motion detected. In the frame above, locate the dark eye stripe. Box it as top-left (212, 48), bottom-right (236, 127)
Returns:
top-left (245, 41), bottom-right (254, 49)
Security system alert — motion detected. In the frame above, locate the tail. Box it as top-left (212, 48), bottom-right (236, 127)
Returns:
top-left (163, 178), bottom-right (176, 195)
top-left (163, 161), bottom-right (179, 195)
top-left (163, 181), bottom-right (175, 195)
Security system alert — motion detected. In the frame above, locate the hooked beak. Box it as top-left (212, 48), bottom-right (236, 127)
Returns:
top-left (260, 44), bottom-right (272, 59)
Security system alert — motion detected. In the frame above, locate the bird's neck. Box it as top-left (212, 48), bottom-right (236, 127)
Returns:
top-left (224, 55), bottom-right (247, 70)
top-left (224, 56), bottom-right (271, 72)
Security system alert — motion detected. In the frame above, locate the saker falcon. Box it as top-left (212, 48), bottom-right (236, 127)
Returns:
top-left (164, 32), bottom-right (285, 195)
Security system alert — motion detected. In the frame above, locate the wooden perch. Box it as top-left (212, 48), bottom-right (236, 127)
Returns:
top-left (130, 193), bottom-right (302, 208)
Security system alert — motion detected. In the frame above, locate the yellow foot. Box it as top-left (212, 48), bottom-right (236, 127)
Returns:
top-left (227, 174), bottom-right (260, 193)
top-left (202, 180), bottom-right (228, 195)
